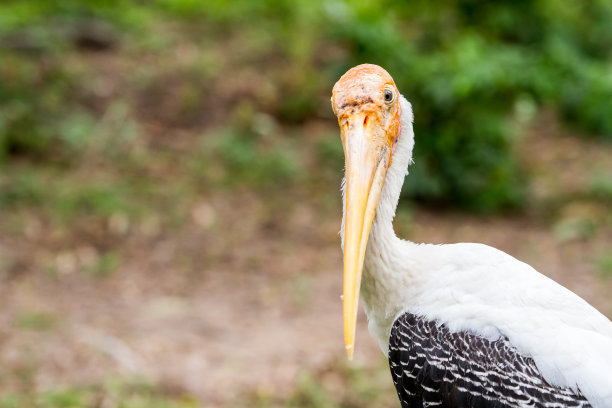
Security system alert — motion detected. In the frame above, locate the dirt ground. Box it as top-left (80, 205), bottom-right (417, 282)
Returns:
top-left (0, 113), bottom-right (611, 406)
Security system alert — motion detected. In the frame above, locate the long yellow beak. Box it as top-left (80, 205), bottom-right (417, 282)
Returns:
top-left (341, 114), bottom-right (390, 359)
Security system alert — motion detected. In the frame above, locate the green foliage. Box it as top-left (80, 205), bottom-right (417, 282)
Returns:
top-left (0, 54), bottom-right (78, 162)
top-left (326, 0), bottom-right (612, 210)
top-left (84, 251), bottom-right (121, 278)
top-left (2, 0), bottom-right (612, 211)
top-left (588, 172), bottom-right (612, 201)
top-left (553, 217), bottom-right (597, 241)
top-left (0, 0), bottom-right (154, 33)
top-left (15, 312), bottom-right (56, 331)
top-left (598, 253), bottom-right (612, 279)
top-left (281, 361), bottom-right (395, 408)
top-left (0, 167), bottom-right (137, 226)
top-left (204, 124), bottom-right (300, 189)
top-left (0, 381), bottom-right (198, 408)
top-left (286, 373), bottom-right (337, 408)
top-left (316, 136), bottom-right (344, 168)
top-left (0, 169), bottom-right (46, 207)
top-left (53, 184), bottom-right (129, 220)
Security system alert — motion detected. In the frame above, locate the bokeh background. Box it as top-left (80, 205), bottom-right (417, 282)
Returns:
top-left (1, 1), bottom-right (612, 407)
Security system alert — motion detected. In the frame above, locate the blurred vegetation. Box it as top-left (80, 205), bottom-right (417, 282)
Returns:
top-left (2, 0), bottom-right (612, 212)
top-left (0, 362), bottom-right (397, 408)
top-left (0, 380), bottom-right (199, 408)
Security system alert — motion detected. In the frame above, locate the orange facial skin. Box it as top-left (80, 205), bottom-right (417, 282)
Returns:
top-left (331, 64), bottom-right (401, 164)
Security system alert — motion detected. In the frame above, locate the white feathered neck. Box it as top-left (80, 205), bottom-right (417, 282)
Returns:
top-left (340, 95), bottom-right (612, 407)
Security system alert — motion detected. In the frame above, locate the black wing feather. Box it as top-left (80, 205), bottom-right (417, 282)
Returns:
top-left (389, 313), bottom-right (591, 408)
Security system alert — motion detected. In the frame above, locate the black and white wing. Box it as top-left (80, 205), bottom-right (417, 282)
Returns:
top-left (389, 313), bottom-right (591, 408)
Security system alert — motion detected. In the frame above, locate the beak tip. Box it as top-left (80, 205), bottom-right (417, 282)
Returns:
top-left (345, 344), bottom-right (354, 360)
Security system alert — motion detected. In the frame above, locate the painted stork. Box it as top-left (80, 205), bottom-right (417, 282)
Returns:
top-left (331, 64), bottom-right (612, 407)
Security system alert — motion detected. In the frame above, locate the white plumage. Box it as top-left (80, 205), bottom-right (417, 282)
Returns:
top-left (343, 94), bottom-right (612, 407)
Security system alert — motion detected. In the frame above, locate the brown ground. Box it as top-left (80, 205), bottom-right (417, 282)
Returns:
top-left (1, 105), bottom-right (611, 407)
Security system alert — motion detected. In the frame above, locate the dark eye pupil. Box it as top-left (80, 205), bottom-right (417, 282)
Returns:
top-left (385, 90), bottom-right (393, 101)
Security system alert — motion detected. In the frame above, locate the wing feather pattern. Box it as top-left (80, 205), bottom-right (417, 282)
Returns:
top-left (389, 313), bottom-right (591, 408)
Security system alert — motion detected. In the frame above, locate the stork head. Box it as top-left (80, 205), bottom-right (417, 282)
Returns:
top-left (331, 64), bottom-right (402, 359)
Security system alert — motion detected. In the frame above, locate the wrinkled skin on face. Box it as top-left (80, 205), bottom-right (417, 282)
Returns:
top-left (331, 64), bottom-right (403, 358)
top-left (331, 64), bottom-right (401, 163)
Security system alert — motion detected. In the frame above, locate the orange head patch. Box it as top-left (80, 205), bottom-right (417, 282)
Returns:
top-left (331, 64), bottom-right (401, 157)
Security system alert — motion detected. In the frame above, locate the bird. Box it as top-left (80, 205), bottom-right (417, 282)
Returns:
top-left (331, 64), bottom-right (612, 408)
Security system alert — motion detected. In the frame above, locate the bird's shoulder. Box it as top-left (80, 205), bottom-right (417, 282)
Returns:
top-left (410, 242), bottom-right (594, 311)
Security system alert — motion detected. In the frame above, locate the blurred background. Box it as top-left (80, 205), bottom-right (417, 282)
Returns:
top-left (1, 0), bottom-right (612, 407)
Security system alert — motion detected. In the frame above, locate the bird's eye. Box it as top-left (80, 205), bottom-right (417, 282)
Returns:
top-left (384, 88), bottom-right (394, 104)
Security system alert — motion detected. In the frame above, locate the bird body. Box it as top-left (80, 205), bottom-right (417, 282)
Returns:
top-left (331, 64), bottom-right (612, 407)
